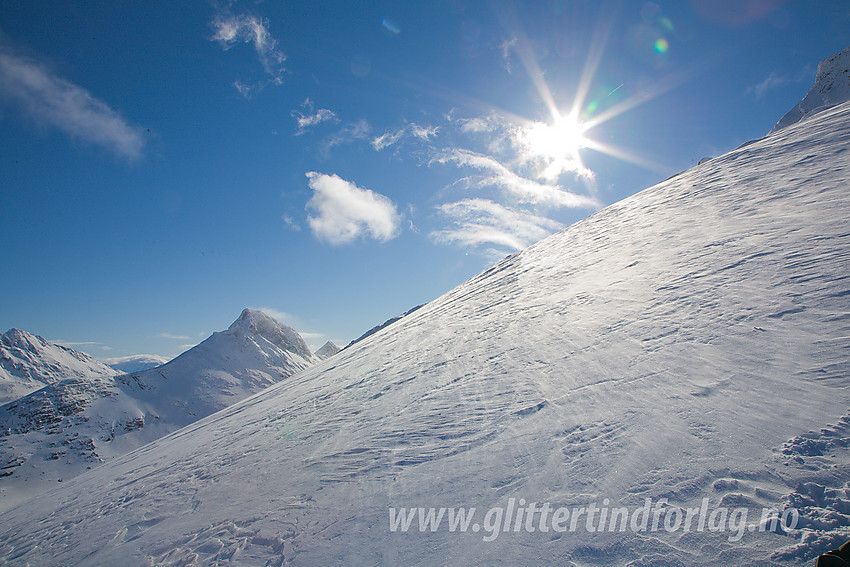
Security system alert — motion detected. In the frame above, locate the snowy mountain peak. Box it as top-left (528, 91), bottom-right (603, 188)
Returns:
top-left (2, 328), bottom-right (46, 352)
top-left (227, 308), bottom-right (313, 359)
top-left (771, 46), bottom-right (850, 133)
top-left (315, 341), bottom-right (340, 360)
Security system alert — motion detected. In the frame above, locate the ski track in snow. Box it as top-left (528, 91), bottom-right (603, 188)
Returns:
top-left (1, 103), bottom-right (850, 565)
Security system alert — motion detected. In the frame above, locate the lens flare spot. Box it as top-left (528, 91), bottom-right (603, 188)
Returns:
top-left (653, 38), bottom-right (669, 54)
top-left (381, 18), bottom-right (400, 35)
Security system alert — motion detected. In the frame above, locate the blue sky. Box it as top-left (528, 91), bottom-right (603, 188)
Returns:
top-left (0, 1), bottom-right (847, 359)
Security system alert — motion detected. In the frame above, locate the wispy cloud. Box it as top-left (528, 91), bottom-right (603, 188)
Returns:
top-left (53, 340), bottom-right (102, 347)
top-left (747, 65), bottom-right (814, 100)
top-left (157, 332), bottom-right (190, 340)
top-left (211, 12), bottom-right (286, 96)
top-left (433, 148), bottom-right (599, 209)
top-left (281, 214), bottom-right (301, 231)
top-left (305, 172), bottom-right (401, 245)
top-left (250, 307), bottom-right (295, 324)
top-left (748, 72), bottom-right (788, 100)
top-left (372, 122), bottom-right (439, 151)
top-left (430, 198), bottom-right (563, 253)
top-left (323, 119), bottom-right (371, 154)
top-left (298, 331), bottom-right (325, 341)
top-left (0, 50), bottom-right (145, 159)
top-left (292, 98), bottom-right (338, 135)
top-left (499, 36), bottom-right (518, 73)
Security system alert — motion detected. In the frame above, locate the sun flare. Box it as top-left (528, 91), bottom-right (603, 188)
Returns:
top-left (516, 112), bottom-right (592, 180)
top-left (520, 113), bottom-right (589, 161)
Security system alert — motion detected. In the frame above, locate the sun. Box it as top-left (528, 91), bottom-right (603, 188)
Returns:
top-left (516, 111), bottom-right (592, 181)
top-left (521, 112), bottom-right (589, 159)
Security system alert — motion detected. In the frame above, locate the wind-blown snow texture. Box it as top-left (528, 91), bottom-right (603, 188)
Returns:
top-left (2, 99), bottom-right (850, 567)
top-left (0, 328), bottom-right (117, 404)
top-left (771, 46), bottom-right (850, 133)
top-left (0, 309), bottom-right (316, 512)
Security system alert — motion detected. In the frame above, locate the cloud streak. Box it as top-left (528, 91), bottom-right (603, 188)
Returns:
top-left (157, 332), bottom-right (191, 340)
top-left (372, 122), bottom-right (439, 151)
top-left (305, 172), bottom-right (401, 245)
top-left (430, 198), bottom-right (563, 252)
top-left (0, 50), bottom-right (145, 159)
top-left (323, 119), bottom-right (372, 154)
top-left (747, 65), bottom-right (814, 100)
top-left (433, 148), bottom-right (599, 209)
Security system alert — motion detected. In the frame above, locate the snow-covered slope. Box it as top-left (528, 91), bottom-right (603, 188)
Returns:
top-left (771, 46), bottom-right (850, 132)
top-left (103, 354), bottom-right (169, 374)
top-left (315, 341), bottom-right (340, 360)
top-left (0, 328), bottom-right (117, 404)
top-left (2, 95), bottom-right (850, 567)
top-left (0, 309), bottom-right (316, 512)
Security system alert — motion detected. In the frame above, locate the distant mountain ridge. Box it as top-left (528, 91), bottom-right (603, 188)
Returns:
top-left (103, 354), bottom-right (169, 374)
top-left (0, 309), bottom-right (317, 511)
top-left (315, 341), bottom-right (340, 359)
top-left (0, 328), bottom-right (117, 405)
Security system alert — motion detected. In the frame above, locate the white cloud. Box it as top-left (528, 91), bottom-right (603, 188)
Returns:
top-left (305, 172), bottom-right (401, 245)
top-left (292, 98), bottom-right (338, 135)
top-left (430, 198), bottom-right (563, 252)
top-left (211, 12), bottom-right (286, 96)
top-left (433, 148), bottom-right (599, 209)
top-left (0, 51), bottom-right (145, 159)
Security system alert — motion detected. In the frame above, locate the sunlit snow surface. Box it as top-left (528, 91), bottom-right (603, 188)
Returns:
top-left (2, 103), bottom-right (850, 566)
